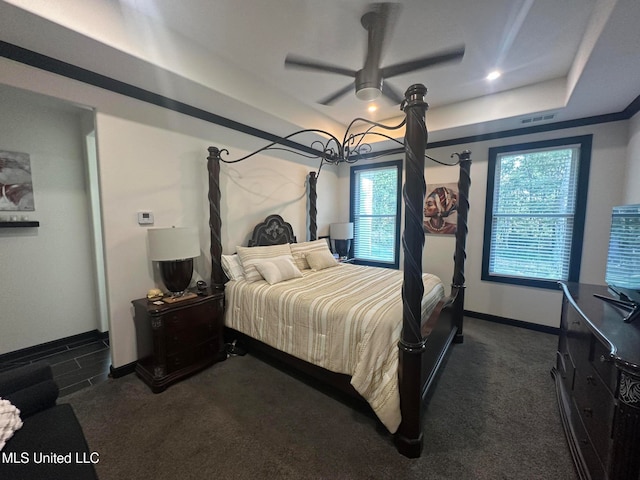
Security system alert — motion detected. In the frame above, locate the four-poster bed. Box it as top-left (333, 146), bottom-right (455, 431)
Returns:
top-left (205, 84), bottom-right (471, 457)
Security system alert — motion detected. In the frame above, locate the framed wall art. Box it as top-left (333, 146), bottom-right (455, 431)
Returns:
top-left (0, 150), bottom-right (34, 211)
top-left (424, 182), bottom-right (458, 235)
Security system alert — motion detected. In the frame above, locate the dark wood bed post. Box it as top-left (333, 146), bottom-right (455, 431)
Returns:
top-left (452, 150), bottom-right (472, 343)
top-left (396, 83), bottom-right (428, 458)
top-left (207, 146), bottom-right (225, 291)
top-left (308, 171), bottom-right (318, 240)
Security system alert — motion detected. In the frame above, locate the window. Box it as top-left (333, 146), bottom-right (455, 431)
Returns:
top-left (482, 136), bottom-right (592, 289)
top-left (350, 160), bottom-right (402, 269)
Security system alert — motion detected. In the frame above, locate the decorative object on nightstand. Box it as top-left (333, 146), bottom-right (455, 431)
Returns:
top-left (132, 291), bottom-right (225, 393)
top-left (148, 226), bottom-right (200, 302)
top-left (330, 222), bottom-right (353, 260)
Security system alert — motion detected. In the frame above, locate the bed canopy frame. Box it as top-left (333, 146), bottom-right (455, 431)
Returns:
top-left (205, 83), bottom-right (471, 458)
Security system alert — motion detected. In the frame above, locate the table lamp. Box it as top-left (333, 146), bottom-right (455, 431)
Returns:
top-left (148, 226), bottom-right (200, 298)
top-left (330, 222), bottom-right (354, 259)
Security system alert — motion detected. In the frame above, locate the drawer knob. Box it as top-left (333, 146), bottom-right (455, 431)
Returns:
top-left (583, 407), bottom-right (593, 417)
top-left (586, 375), bottom-right (596, 385)
top-left (600, 354), bottom-right (611, 363)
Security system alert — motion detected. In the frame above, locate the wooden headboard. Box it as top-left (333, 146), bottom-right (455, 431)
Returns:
top-left (247, 214), bottom-right (297, 246)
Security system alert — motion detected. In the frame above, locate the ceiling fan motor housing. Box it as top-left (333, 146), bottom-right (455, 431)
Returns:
top-left (355, 69), bottom-right (383, 101)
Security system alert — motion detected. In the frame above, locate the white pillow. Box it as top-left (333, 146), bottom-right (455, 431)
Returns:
top-left (221, 254), bottom-right (245, 281)
top-left (290, 239), bottom-right (332, 270)
top-left (255, 257), bottom-right (303, 285)
top-left (306, 249), bottom-right (338, 271)
top-left (236, 244), bottom-right (293, 282)
top-left (0, 397), bottom-right (23, 451)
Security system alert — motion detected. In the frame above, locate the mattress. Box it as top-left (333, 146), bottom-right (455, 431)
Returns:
top-left (224, 263), bottom-right (445, 433)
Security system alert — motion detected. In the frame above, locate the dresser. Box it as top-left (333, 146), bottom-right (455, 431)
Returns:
top-left (552, 282), bottom-right (640, 480)
top-left (133, 291), bottom-right (225, 393)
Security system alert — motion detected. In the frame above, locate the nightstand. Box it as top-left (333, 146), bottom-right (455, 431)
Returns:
top-left (132, 290), bottom-right (225, 393)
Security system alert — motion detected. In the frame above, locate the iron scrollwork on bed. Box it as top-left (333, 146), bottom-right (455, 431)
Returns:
top-left (248, 214), bottom-right (296, 246)
top-left (206, 83), bottom-right (472, 458)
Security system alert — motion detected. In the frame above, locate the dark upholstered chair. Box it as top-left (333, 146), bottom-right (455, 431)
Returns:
top-left (0, 362), bottom-right (98, 480)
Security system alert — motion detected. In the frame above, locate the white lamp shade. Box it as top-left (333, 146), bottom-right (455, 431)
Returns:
top-left (148, 227), bottom-right (200, 261)
top-left (330, 222), bottom-right (354, 240)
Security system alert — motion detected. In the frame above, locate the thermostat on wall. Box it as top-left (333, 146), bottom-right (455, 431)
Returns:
top-left (138, 211), bottom-right (154, 225)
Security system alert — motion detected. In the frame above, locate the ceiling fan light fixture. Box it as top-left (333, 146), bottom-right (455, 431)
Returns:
top-left (356, 87), bottom-right (382, 101)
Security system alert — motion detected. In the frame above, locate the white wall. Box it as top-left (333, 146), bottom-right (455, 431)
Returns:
top-left (624, 112), bottom-right (640, 204)
top-left (424, 121), bottom-right (628, 328)
top-left (0, 57), bottom-right (339, 367)
top-left (0, 85), bottom-right (100, 353)
top-left (337, 120), bottom-right (630, 328)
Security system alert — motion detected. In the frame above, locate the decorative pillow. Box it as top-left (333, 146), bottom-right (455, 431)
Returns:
top-left (306, 249), bottom-right (338, 271)
top-left (221, 254), bottom-right (245, 281)
top-left (0, 397), bottom-right (23, 451)
top-left (236, 244), bottom-right (293, 282)
top-left (290, 239), bottom-right (332, 270)
top-left (255, 257), bottom-right (303, 285)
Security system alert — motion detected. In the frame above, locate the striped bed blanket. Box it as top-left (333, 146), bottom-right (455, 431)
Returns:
top-left (224, 263), bottom-right (445, 433)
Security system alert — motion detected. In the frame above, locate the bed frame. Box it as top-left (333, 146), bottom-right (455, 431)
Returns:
top-left (205, 84), bottom-right (471, 458)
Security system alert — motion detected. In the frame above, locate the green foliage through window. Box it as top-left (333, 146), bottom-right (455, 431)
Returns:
top-left (350, 160), bottom-right (402, 268)
top-left (482, 136), bottom-right (592, 289)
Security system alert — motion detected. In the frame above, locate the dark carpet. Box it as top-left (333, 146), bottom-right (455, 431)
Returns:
top-left (65, 318), bottom-right (577, 480)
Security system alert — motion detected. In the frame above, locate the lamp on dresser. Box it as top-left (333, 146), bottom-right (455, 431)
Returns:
top-left (147, 226), bottom-right (200, 301)
top-left (330, 222), bottom-right (354, 259)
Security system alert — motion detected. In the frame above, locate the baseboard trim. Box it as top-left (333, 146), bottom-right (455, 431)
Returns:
top-left (0, 329), bottom-right (109, 363)
top-left (464, 310), bottom-right (559, 335)
top-left (110, 361), bottom-right (137, 378)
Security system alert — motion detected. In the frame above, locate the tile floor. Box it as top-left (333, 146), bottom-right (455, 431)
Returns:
top-left (0, 336), bottom-right (111, 397)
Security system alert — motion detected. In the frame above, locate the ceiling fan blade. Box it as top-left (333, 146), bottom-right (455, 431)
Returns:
top-left (381, 82), bottom-right (404, 104)
top-left (285, 54), bottom-right (357, 78)
top-left (380, 44), bottom-right (465, 79)
top-left (318, 83), bottom-right (354, 105)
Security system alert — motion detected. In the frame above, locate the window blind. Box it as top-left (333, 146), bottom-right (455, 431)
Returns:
top-left (605, 204), bottom-right (640, 289)
top-left (353, 165), bottom-right (399, 264)
top-left (489, 146), bottom-right (580, 281)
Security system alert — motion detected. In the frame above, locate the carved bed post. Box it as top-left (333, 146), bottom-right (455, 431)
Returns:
top-left (396, 84), bottom-right (428, 458)
top-left (452, 150), bottom-right (471, 343)
top-left (207, 146), bottom-right (225, 291)
top-left (308, 171), bottom-right (318, 241)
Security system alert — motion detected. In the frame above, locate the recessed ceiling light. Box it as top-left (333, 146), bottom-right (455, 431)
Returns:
top-left (368, 105), bottom-right (378, 113)
top-left (486, 70), bottom-right (501, 81)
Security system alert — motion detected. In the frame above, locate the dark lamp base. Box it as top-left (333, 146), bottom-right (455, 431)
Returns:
top-left (159, 258), bottom-right (194, 295)
top-left (334, 239), bottom-right (352, 259)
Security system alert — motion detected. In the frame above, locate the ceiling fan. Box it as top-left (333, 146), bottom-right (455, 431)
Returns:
top-left (284, 2), bottom-right (465, 106)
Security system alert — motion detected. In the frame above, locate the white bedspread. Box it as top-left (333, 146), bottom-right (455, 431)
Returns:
top-left (224, 263), bottom-right (445, 433)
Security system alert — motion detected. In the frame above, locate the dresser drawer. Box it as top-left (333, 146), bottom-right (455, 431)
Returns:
top-left (573, 366), bottom-right (615, 465)
top-left (591, 340), bottom-right (618, 394)
top-left (566, 308), bottom-right (593, 372)
top-left (556, 349), bottom-right (576, 391)
top-left (568, 400), bottom-right (608, 480)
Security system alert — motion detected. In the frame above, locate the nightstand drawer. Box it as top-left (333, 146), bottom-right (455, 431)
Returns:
top-left (165, 301), bottom-right (221, 333)
top-left (166, 340), bottom-right (218, 373)
top-left (166, 321), bottom-right (219, 352)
